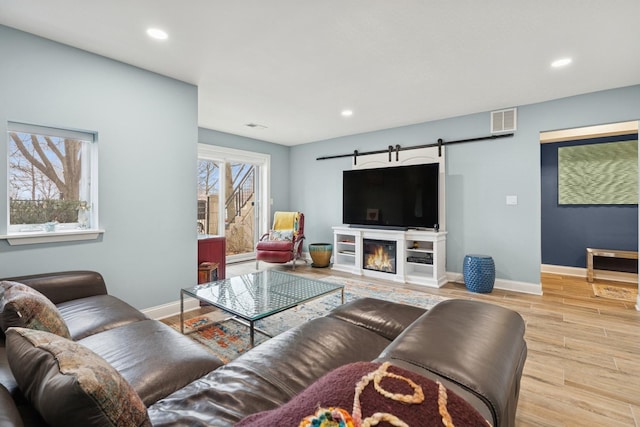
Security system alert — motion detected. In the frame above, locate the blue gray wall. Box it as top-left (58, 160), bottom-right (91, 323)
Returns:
top-left (198, 128), bottom-right (290, 214)
top-left (0, 25), bottom-right (198, 309)
top-left (291, 85), bottom-right (640, 287)
top-left (1, 24), bottom-right (638, 301)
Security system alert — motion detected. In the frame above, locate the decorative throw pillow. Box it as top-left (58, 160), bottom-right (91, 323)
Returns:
top-left (0, 281), bottom-right (71, 339)
top-left (268, 229), bottom-right (294, 242)
top-left (5, 327), bottom-right (151, 427)
top-left (236, 361), bottom-right (488, 427)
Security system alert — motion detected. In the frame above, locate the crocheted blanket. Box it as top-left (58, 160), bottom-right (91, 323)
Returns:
top-left (236, 361), bottom-right (489, 426)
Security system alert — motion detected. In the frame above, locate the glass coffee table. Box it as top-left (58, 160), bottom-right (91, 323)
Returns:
top-left (180, 270), bottom-right (344, 347)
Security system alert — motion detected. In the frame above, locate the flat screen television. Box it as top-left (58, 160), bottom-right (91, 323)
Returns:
top-left (343, 163), bottom-right (439, 230)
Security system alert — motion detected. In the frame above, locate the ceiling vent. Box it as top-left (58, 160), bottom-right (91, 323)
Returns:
top-left (491, 108), bottom-right (517, 134)
top-left (245, 123), bottom-right (267, 129)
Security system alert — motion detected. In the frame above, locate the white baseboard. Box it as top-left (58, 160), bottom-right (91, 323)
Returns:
top-left (541, 264), bottom-right (585, 277)
top-left (446, 272), bottom-right (542, 295)
top-left (541, 264), bottom-right (638, 284)
top-left (305, 250), bottom-right (543, 295)
top-left (141, 297), bottom-right (201, 320)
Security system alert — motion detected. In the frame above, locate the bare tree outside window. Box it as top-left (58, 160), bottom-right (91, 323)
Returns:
top-left (197, 159), bottom-right (220, 234)
top-left (196, 157), bottom-right (256, 256)
top-left (8, 127), bottom-right (92, 228)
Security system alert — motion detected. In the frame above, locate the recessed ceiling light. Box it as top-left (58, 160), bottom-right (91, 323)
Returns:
top-left (341, 110), bottom-right (353, 117)
top-left (551, 57), bottom-right (572, 68)
top-left (146, 28), bottom-right (168, 40)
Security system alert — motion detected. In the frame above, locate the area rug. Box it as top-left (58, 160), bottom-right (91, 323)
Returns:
top-left (168, 275), bottom-right (449, 363)
top-left (591, 282), bottom-right (638, 302)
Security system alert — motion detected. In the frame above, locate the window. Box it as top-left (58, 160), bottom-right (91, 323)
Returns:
top-left (7, 122), bottom-right (98, 236)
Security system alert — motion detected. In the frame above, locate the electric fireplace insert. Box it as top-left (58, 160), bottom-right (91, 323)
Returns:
top-left (363, 239), bottom-right (396, 274)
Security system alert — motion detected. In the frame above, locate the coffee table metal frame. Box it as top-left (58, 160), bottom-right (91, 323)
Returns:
top-left (180, 270), bottom-right (344, 347)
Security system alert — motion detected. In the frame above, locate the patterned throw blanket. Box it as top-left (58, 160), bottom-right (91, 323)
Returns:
top-left (237, 361), bottom-right (490, 427)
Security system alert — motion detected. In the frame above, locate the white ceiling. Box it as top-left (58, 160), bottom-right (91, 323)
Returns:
top-left (1, 1), bottom-right (639, 146)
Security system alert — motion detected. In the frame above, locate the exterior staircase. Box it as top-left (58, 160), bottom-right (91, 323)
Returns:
top-left (224, 165), bottom-right (256, 256)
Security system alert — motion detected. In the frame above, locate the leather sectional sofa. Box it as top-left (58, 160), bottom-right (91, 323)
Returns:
top-left (0, 270), bottom-right (527, 426)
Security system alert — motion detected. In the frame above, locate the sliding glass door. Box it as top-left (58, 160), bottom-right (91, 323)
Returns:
top-left (198, 145), bottom-right (270, 262)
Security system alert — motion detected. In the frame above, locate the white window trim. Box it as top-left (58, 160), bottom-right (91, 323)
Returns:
top-left (0, 229), bottom-right (105, 246)
top-left (2, 122), bottom-right (102, 245)
top-left (197, 143), bottom-right (271, 242)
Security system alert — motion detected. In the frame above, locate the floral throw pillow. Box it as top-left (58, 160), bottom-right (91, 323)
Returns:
top-left (269, 229), bottom-right (294, 242)
top-left (6, 327), bottom-right (151, 427)
top-left (0, 281), bottom-right (71, 339)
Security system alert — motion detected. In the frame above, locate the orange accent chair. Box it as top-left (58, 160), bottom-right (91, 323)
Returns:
top-left (256, 212), bottom-right (306, 270)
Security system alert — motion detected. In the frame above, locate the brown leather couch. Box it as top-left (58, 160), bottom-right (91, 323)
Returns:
top-left (0, 271), bottom-right (527, 427)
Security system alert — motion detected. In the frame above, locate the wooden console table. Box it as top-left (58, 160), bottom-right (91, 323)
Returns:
top-left (586, 248), bottom-right (638, 283)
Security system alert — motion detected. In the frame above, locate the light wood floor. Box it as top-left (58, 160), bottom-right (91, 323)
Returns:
top-left (220, 262), bottom-right (640, 426)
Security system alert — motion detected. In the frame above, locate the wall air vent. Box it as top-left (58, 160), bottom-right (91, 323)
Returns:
top-left (491, 108), bottom-right (517, 134)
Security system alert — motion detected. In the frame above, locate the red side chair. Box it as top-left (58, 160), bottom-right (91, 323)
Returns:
top-left (256, 212), bottom-right (306, 270)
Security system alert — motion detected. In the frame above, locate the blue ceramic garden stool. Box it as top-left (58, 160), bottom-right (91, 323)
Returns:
top-left (463, 254), bottom-right (495, 293)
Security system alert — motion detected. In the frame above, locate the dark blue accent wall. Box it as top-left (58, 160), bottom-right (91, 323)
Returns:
top-left (541, 134), bottom-right (638, 268)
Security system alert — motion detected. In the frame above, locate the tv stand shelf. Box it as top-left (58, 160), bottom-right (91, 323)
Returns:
top-left (332, 226), bottom-right (447, 287)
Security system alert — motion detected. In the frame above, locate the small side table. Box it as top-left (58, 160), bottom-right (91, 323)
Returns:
top-left (463, 254), bottom-right (495, 293)
top-left (586, 248), bottom-right (638, 282)
top-left (198, 262), bottom-right (218, 284)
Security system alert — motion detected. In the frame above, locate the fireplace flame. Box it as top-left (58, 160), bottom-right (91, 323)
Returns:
top-left (365, 245), bottom-right (394, 272)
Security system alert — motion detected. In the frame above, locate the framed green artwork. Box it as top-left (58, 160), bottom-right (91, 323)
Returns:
top-left (558, 139), bottom-right (638, 205)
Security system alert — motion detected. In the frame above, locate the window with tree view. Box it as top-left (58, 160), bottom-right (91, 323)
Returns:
top-left (7, 122), bottom-right (97, 234)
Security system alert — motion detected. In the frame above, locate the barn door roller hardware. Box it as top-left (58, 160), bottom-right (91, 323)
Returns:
top-left (316, 133), bottom-right (514, 164)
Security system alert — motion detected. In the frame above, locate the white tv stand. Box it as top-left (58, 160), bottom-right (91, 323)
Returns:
top-left (332, 226), bottom-right (447, 288)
